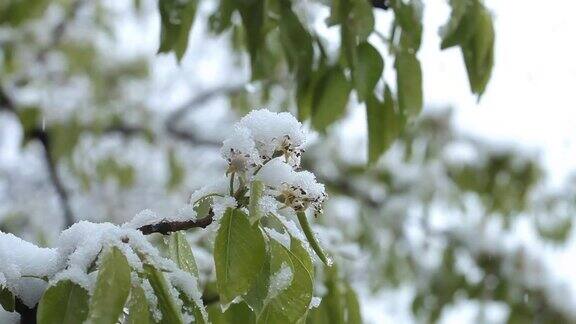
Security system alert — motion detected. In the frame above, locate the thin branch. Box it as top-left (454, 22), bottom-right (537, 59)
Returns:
top-left (138, 210), bottom-right (214, 235)
top-left (165, 84), bottom-right (244, 146)
top-left (1, 85), bottom-right (75, 228)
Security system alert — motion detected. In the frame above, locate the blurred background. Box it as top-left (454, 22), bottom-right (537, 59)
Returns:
top-left (1, 0), bottom-right (575, 322)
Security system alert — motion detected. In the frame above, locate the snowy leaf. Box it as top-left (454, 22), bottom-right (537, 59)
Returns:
top-left (257, 239), bottom-right (312, 323)
top-left (127, 285), bottom-right (151, 324)
top-left (168, 231), bottom-right (199, 280)
top-left (249, 180), bottom-right (265, 225)
top-left (144, 265), bottom-right (184, 324)
top-left (214, 208), bottom-right (266, 304)
top-left (244, 249), bottom-right (271, 314)
top-left (86, 247), bottom-right (131, 324)
top-left (37, 280), bottom-right (89, 324)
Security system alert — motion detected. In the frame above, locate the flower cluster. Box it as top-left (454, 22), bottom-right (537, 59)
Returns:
top-left (221, 109), bottom-right (306, 174)
top-left (221, 109), bottom-right (326, 215)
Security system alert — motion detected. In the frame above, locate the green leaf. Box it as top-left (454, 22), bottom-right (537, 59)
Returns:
top-left (311, 67), bottom-right (351, 132)
top-left (86, 247), bottom-right (131, 324)
top-left (297, 55), bottom-right (328, 121)
top-left (395, 52), bottom-right (423, 119)
top-left (461, 6), bottom-right (494, 97)
top-left (37, 281), bottom-right (90, 324)
top-left (244, 248), bottom-right (271, 314)
top-left (0, 286), bottom-right (15, 312)
top-left (168, 231), bottom-right (199, 279)
top-left (208, 301), bottom-right (256, 324)
top-left (392, 0), bottom-right (423, 51)
top-left (249, 180), bottom-right (265, 225)
top-left (214, 208), bottom-right (266, 304)
top-left (354, 42), bottom-right (384, 102)
top-left (126, 285), bottom-right (151, 324)
top-left (177, 289), bottom-right (208, 324)
top-left (322, 266), bottom-right (345, 324)
top-left (296, 212), bottom-right (331, 266)
top-left (441, 0), bottom-right (494, 97)
top-left (348, 0), bottom-right (375, 41)
top-left (344, 284), bottom-right (362, 324)
top-left (144, 264), bottom-right (184, 324)
top-left (277, 0), bottom-right (313, 81)
top-left (440, 0), bottom-right (477, 49)
top-left (237, 0), bottom-right (265, 79)
top-left (167, 149), bottom-right (185, 191)
top-left (258, 240), bottom-right (313, 323)
top-left (366, 86), bottom-right (403, 163)
top-left (158, 0), bottom-right (198, 60)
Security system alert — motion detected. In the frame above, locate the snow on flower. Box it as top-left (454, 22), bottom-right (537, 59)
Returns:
top-left (256, 158), bottom-right (327, 215)
top-left (234, 109), bottom-right (306, 168)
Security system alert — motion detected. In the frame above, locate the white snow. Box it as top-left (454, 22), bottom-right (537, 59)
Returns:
top-left (267, 262), bottom-right (293, 300)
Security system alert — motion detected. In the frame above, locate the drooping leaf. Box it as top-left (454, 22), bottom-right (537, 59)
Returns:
top-left (237, 0), bottom-right (265, 79)
top-left (440, 0), bottom-right (477, 49)
top-left (394, 52), bottom-right (423, 119)
top-left (344, 284), bottom-right (362, 324)
top-left (0, 286), bottom-right (15, 312)
top-left (354, 42), bottom-right (384, 102)
top-left (461, 6), bottom-right (494, 97)
top-left (277, 0), bottom-right (313, 82)
top-left (144, 264), bottom-right (184, 324)
top-left (168, 231), bottom-right (199, 279)
top-left (366, 85), bottom-right (403, 163)
top-left (392, 0), bottom-right (423, 51)
top-left (167, 231), bottom-right (209, 323)
top-left (157, 0), bottom-right (198, 60)
top-left (441, 0), bottom-right (494, 97)
top-left (311, 67), bottom-right (351, 132)
top-left (257, 239), bottom-right (313, 323)
top-left (214, 208), bottom-right (266, 304)
top-left (126, 285), bottom-right (151, 324)
top-left (86, 247), bottom-right (131, 324)
top-left (348, 0), bottom-right (375, 41)
top-left (322, 266), bottom-right (346, 324)
top-left (37, 281), bottom-right (90, 324)
top-left (249, 180), bottom-right (265, 225)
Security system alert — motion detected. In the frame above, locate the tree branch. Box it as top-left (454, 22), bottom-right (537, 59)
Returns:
top-left (138, 210), bottom-right (214, 235)
top-left (164, 84), bottom-right (244, 147)
top-left (0, 85), bottom-right (75, 228)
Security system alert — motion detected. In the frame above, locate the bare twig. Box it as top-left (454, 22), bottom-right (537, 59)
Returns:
top-left (138, 210), bottom-right (214, 235)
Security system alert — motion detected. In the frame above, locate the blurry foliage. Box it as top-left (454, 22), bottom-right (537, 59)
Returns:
top-left (2, 0), bottom-right (573, 323)
top-left (307, 110), bottom-right (576, 322)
